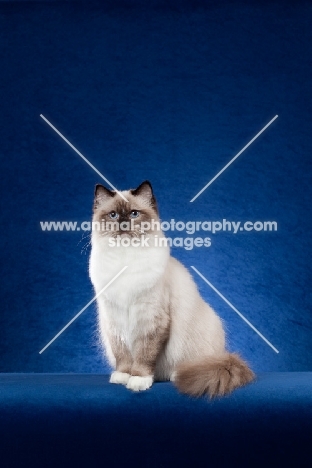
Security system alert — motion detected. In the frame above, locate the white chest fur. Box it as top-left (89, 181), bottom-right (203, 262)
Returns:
top-left (89, 237), bottom-right (169, 307)
top-left (89, 237), bottom-right (169, 350)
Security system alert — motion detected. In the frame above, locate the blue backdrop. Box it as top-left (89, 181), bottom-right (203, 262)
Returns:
top-left (0, 0), bottom-right (311, 373)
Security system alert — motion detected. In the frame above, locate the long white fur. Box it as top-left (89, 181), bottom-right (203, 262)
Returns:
top-left (89, 189), bottom-right (225, 385)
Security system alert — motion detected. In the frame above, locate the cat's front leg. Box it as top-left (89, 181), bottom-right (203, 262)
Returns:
top-left (109, 335), bottom-right (133, 386)
top-left (127, 327), bottom-right (169, 392)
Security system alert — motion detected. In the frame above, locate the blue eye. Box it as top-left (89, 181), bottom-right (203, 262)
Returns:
top-left (130, 210), bottom-right (140, 218)
top-left (109, 211), bottom-right (119, 219)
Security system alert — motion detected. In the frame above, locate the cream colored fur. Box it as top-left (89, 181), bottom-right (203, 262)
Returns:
top-left (89, 183), bottom-right (254, 397)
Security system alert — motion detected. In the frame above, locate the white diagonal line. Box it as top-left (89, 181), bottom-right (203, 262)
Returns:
top-left (191, 266), bottom-right (279, 353)
top-left (190, 115), bottom-right (278, 202)
top-left (39, 266), bottom-right (128, 354)
top-left (40, 114), bottom-right (129, 202)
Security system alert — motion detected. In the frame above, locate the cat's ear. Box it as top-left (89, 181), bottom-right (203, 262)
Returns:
top-left (131, 181), bottom-right (158, 212)
top-left (93, 184), bottom-right (115, 210)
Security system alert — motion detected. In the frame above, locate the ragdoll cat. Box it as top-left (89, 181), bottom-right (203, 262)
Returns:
top-left (89, 181), bottom-right (254, 397)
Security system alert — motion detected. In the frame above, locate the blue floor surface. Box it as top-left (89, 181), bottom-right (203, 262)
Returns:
top-left (0, 372), bottom-right (311, 467)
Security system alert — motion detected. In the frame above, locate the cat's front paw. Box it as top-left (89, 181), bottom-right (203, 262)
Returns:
top-left (126, 375), bottom-right (153, 392)
top-left (110, 371), bottom-right (131, 385)
top-left (170, 371), bottom-right (177, 382)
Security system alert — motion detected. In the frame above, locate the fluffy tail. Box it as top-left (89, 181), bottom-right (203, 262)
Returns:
top-left (174, 353), bottom-right (255, 398)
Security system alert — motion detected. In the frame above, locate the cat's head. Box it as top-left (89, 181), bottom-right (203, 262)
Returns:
top-left (92, 181), bottom-right (160, 239)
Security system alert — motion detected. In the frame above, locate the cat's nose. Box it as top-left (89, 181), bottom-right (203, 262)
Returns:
top-left (119, 215), bottom-right (129, 225)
